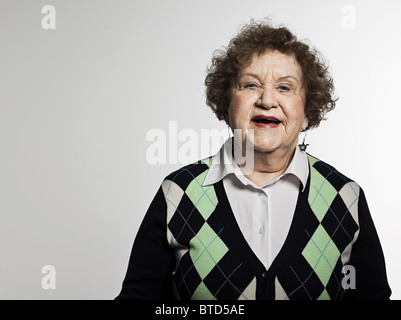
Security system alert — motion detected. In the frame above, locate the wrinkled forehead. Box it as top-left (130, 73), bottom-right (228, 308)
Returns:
top-left (239, 50), bottom-right (303, 82)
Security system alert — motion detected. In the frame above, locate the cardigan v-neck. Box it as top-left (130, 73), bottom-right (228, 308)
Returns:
top-left (203, 138), bottom-right (309, 271)
top-left (213, 176), bottom-right (315, 299)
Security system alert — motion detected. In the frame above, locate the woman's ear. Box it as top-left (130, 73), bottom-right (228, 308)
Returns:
top-left (302, 116), bottom-right (309, 131)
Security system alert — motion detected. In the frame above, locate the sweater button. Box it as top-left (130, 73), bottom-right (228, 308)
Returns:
top-left (262, 271), bottom-right (267, 278)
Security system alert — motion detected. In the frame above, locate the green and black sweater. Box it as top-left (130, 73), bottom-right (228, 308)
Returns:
top-left (116, 154), bottom-right (391, 300)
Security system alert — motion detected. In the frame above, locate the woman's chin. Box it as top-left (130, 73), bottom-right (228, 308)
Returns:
top-left (232, 133), bottom-right (284, 154)
top-left (249, 137), bottom-right (280, 154)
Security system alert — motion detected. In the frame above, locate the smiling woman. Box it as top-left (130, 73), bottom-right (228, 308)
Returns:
top-left (116, 19), bottom-right (391, 300)
top-left (205, 21), bottom-right (336, 131)
top-left (227, 51), bottom-right (308, 185)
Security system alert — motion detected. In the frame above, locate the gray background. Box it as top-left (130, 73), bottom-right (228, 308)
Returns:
top-left (0, 0), bottom-right (400, 299)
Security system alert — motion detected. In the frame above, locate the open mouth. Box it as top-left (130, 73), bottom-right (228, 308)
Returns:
top-left (251, 115), bottom-right (282, 127)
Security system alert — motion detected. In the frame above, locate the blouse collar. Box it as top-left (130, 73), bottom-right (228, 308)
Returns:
top-left (203, 137), bottom-right (309, 191)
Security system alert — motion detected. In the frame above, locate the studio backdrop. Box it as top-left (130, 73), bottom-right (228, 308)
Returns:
top-left (0, 0), bottom-right (400, 299)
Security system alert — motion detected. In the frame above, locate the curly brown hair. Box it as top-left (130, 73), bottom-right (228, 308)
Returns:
top-left (205, 20), bottom-right (337, 130)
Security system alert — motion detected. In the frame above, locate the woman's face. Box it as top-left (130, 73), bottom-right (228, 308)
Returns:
top-left (227, 50), bottom-right (308, 155)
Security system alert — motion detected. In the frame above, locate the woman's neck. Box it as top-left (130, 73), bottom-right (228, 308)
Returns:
top-left (237, 143), bottom-right (297, 187)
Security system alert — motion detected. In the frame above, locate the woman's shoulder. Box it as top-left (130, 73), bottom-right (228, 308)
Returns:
top-left (306, 153), bottom-right (361, 195)
top-left (162, 156), bottom-right (214, 188)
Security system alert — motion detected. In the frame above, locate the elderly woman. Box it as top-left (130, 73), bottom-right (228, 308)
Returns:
top-left (116, 21), bottom-right (391, 300)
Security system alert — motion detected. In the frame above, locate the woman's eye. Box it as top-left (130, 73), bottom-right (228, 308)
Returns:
top-left (278, 85), bottom-right (291, 92)
top-left (244, 83), bottom-right (258, 89)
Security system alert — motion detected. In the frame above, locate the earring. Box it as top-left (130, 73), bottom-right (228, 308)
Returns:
top-left (298, 130), bottom-right (309, 151)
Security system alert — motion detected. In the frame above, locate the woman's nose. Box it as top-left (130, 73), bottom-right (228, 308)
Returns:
top-left (257, 86), bottom-right (278, 109)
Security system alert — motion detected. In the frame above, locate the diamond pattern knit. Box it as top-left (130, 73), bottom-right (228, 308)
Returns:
top-left (163, 160), bottom-right (255, 300)
top-left (162, 155), bottom-right (361, 300)
top-left (276, 155), bottom-right (360, 300)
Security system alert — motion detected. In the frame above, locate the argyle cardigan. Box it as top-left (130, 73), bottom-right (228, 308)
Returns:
top-left (116, 154), bottom-right (391, 300)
